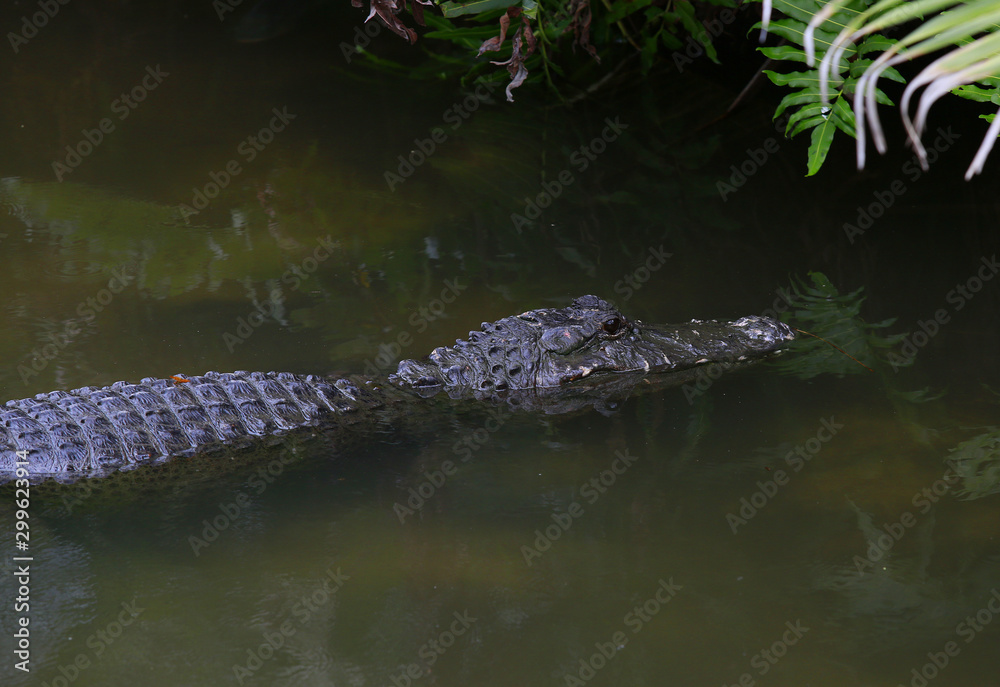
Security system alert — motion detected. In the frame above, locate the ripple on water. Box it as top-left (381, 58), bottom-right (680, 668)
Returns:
top-left (44, 258), bottom-right (110, 279)
top-left (33, 235), bottom-right (120, 280)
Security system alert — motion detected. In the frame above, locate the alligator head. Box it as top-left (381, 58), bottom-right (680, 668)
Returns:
top-left (390, 295), bottom-right (796, 398)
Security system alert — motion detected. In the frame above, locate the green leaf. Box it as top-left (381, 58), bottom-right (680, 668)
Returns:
top-left (675, 0), bottom-right (719, 63)
top-left (660, 30), bottom-right (682, 50)
top-left (771, 0), bottom-right (859, 35)
top-left (832, 94), bottom-right (857, 136)
top-left (857, 34), bottom-right (898, 56)
top-left (760, 44), bottom-right (812, 64)
top-left (787, 102), bottom-right (831, 131)
top-left (754, 18), bottom-right (846, 52)
top-left (641, 32), bottom-right (659, 73)
top-left (764, 69), bottom-right (825, 89)
top-left (606, 0), bottom-right (655, 23)
top-left (790, 113), bottom-right (828, 138)
top-left (806, 114), bottom-right (837, 176)
top-left (873, 86), bottom-right (894, 106)
top-left (953, 82), bottom-right (1000, 102)
top-left (775, 87), bottom-right (822, 119)
top-left (438, 0), bottom-right (520, 19)
top-left (425, 26), bottom-right (506, 40)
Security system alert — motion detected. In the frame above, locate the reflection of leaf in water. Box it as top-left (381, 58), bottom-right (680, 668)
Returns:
top-left (594, 190), bottom-right (639, 205)
top-left (773, 271), bottom-right (908, 379)
top-left (671, 392), bottom-right (711, 476)
top-left (353, 265), bottom-right (372, 289)
top-left (886, 387), bottom-right (945, 405)
top-left (804, 498), bottom-right (949, 653)
top-left (947, 429), bottom-right (1000, 501)
top-left (554, 245), bottom-right (596, 277)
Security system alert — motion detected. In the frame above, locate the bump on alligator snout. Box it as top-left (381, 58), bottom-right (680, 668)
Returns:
top-left (730, 315), bottom-right (798, 349)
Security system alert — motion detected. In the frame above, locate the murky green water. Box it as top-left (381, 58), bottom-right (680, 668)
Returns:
top-left (2, 4), bottom-right (999, 686)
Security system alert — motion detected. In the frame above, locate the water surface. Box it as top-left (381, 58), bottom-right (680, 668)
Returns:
top-left (1, 4), bottom-right (999, 686)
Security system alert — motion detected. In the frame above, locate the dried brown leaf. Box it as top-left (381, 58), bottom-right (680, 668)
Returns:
top-left (568, 0), bottom-right (600, 64)
top-left (491, 31), bottom-right (533, 102)
top-left (366, 0), bottom-right (418, 44)
top-left (522, 18), bottom-right (536, 56)
top-left (409, 0), bottom-right (432, 27)
top-left (477, 11), bottom-right (511, 56)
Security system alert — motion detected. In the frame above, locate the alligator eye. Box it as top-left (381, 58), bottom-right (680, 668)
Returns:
top-left (602, 317), bottom-right (624, 336)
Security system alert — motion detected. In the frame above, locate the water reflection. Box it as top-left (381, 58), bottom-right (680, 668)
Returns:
top-left (1, 5), bottom-right (999, 686)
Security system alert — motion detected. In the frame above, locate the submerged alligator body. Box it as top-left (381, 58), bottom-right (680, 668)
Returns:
top-left (0, 296), bottom-right (796, 483)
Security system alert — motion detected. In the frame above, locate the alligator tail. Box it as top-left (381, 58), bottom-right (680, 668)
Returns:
top-left (1, 371), bottom-right (371, 483)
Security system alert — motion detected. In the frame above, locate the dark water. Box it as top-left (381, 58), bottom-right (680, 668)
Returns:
top-left (2, 3), bottom-right (999, 686)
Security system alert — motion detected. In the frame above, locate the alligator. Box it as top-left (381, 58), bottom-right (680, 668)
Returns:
top-left (0, 296), bottom-right (796, 484)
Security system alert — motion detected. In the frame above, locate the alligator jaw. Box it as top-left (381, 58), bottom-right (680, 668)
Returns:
top-left (537, 315), bottom-right (795, 386)
top-left (625, 315), bottom-right (797, 371)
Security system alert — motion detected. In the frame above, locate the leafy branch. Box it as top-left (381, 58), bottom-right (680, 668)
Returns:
top-left (759, 0), bottom-right (1000, 177)
top-left (349, 0), bottom-right (742, 100)
top-left (755, 0), bottom-right (903, 175)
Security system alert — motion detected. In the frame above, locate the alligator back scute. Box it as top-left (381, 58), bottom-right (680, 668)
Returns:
top-left (0, 371), bottom-right (367, 482)
top-left (88, 386), bottom-right (166, 460)
top-left (0, 403), bottom-right (105, 477)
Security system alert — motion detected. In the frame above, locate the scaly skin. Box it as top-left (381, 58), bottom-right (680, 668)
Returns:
top-left (1, 296), bottom-right (795, 483)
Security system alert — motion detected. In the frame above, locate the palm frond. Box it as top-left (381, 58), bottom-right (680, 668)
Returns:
top-left (760, 0), bottom-right (1000, 178)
